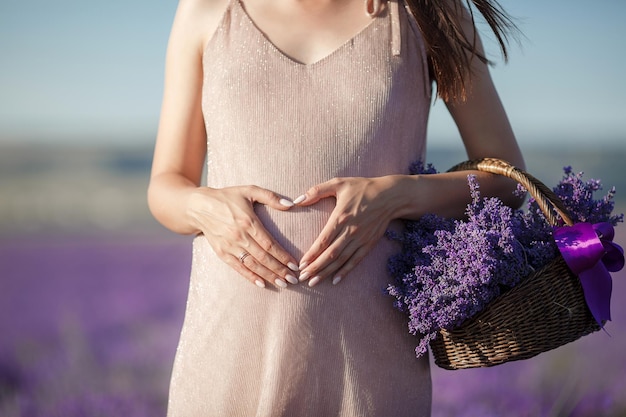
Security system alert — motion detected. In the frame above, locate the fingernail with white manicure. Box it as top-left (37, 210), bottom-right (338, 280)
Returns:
top-left (299, 271), bottom-right (310, 282)
top-left (308, 276), bottom-right (321, 287)
top-left (299, 261), bottom-right (309, 270)
top-left (255, 280), bottom-right (266, 288)
top-left (288, 262), bottom-right (299, 272)
top-left (279, 198), bottom-right (294, 207)
top-left (332, 276), bottom-right (342, 285)
top-left (293, 195), bottom-right (306, 205)
top-left (285, 274), bottom-right (298, 285)
top-left (275, 279), bottom-right (288, 288)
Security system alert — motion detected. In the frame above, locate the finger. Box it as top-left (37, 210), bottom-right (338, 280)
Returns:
top-left (241, 187), bottom-right (300, 274)
top-left (230, 248), bottom-right (293, 288)
top-left (306, 242), bottom-right (371, 288)
top-left (238, 235), bottom-right (298, 286)
top-left (224, 255), bottom-right (268, 289)
top-left (302, 222), bottom-right (385, 287)
top-left (300, 233), bottom-right (358, 286)
top-left (237, 251), bottom-right (291, 288)
top-left (247, 217), bottom-right (300, 280)
top-left (210, 224), bottom-right (297, 286)
top-left (293, 178), bottom-right (340, 207)
top-left (245, 185), bottom-right (294, 211)
top-left (299, 211), bottom-right (346, 270)
top-left (246, 245), bottom-right (298, 286)
top-left (326, 245), bottom-right (371, 286)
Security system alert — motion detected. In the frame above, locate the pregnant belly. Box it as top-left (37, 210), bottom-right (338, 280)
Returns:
top-left (255, 199), bottom-right (335, 258)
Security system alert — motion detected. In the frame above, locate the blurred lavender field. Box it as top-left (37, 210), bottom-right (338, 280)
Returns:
top-left (1, 144), bottom-right (625, 416)
top-left (0, 235), bottom-right (190, 416)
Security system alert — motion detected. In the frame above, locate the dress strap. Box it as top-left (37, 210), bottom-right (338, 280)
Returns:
top-left (366, 0), bottom-right (401, 56)
top-left (389, 0), bottom-right (401, 56)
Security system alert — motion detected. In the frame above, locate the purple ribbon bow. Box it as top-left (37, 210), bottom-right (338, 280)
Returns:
top-left (553, 222), bottom-right (624, 327)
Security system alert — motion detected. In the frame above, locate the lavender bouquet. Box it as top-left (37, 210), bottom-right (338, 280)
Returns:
top-left (387, 162), bottom-right (623, 358)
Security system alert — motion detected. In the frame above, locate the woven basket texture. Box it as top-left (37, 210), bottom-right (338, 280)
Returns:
top-left (430, 158), bottom-right (601, 370)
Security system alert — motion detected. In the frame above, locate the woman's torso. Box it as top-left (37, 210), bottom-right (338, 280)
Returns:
top-left (168, 1), bottom-right (433, 415)
top-left (201, 0), bottom-right (431, 256)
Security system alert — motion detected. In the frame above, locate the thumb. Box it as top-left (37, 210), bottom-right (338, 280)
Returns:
top-left (293, 179), bottom-right (339, 207)
top-left (246, 185), bottom-right (294, 211)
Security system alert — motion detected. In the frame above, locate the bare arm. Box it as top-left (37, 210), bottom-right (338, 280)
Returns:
top-left (394, 18), bottom-right (525, 220)
top-left (148, 0), bottom-right (216, 234)
top-left (148, 0), bottom-right (299, 288)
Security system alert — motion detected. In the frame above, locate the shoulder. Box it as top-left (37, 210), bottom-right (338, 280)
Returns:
top-left (175, 0), bottom-right (229, 22)
top-left (170, 0), bottom-right (230, 54)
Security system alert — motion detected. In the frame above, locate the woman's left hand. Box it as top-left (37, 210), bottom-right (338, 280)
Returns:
top-left (295, 176), bottom-right (402, 287)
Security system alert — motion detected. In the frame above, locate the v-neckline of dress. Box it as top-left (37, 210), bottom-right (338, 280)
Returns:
top-left (235, 0), bottom-right (383, 67)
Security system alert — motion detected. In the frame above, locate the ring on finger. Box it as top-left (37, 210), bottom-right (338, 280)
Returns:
top-left (239, 251), bottom-right (251, 264)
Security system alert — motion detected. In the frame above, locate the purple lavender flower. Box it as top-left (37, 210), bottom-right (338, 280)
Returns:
top-left (387, 164), bottom-right (623, 357)
top-left (533, 167), bottom-right (623, 226)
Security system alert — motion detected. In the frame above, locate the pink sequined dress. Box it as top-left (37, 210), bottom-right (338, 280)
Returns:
top-left (168, 0), bottom-right (433, 415)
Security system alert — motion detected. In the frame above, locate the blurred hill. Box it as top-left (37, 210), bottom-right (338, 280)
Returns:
top-left (1, 143), bottom-right (624, 238)
top-left (0, 145), bottom-right (159, 237)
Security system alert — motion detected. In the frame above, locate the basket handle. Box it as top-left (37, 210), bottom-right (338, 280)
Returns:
top-left (447, 158), bottom-right (574, 227)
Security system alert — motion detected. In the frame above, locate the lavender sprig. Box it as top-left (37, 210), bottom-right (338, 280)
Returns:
top-left (387, 164), bottom-right (622, 358)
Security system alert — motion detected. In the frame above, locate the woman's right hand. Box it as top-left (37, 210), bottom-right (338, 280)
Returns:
top-left (186, 185), bottom-right (300, 289)
top-left (147, 0), bottom-right (299, 289)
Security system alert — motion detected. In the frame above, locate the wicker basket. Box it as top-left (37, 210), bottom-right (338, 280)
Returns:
top-left (429, 158), bottom-right (601, 370)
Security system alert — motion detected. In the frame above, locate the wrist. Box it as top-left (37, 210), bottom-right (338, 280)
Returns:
top-left (377, 175), bottom-right (424, 221)
top-left (184, 186), bottom-right (216, 233)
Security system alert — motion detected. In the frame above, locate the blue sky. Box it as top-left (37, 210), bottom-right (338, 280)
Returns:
top-left (0, 0), bottom-right (625, 147)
